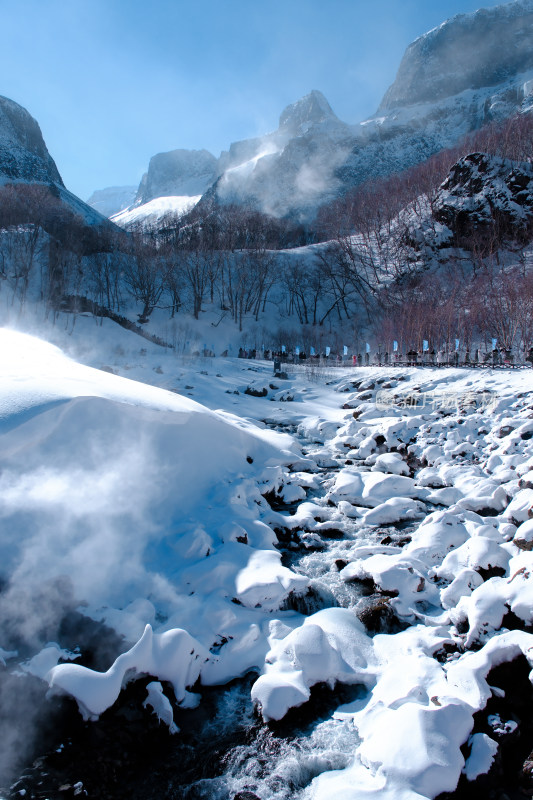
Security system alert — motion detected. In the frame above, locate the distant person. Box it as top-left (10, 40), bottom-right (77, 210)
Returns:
top-left (407, 349), bottom-right (417, 366)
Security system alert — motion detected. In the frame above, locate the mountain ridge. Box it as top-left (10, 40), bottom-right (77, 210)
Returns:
top-left (89, 0), bottom-right (533, 226)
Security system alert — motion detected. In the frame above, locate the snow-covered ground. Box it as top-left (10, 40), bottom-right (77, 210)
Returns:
top-left (0, 314), bottom-right (533, 799)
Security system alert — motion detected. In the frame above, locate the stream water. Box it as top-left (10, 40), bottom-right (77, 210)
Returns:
top-left (4, 415), bottom-right (531, 800)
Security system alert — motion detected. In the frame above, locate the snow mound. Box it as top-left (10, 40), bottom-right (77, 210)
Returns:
top-left (0, 329), bottom-right (309, 711)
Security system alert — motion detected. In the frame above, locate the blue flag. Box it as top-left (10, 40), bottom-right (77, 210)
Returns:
top-left (325, 346), bottom-right (331, 357)
top-left (365, 342), bottom-right (370, 353)
top-left (310, 346), bottom-right (315, 356)
top-left (295, 346), bottom-right (300, 355)
top-left (393, 340), bottom-right (398, 352)
top-left (281, 345), bottom-right (286, 353)
top-left (455, 339), bottom-right (460, 351)
top-left (423, 340), bottom-right (429, 352)
top-left (492, 338), bottom-right (497, 349)
top-left (343, 345), bottom-right (348, 356)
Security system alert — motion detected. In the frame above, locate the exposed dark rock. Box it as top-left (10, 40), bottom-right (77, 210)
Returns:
top-left (0, 95), bottom-right (63, 185)
top-left (432, 154), bottom-right (533, 250)
top-left (316, 527), bottom-right (345, 540)
top-left (279, 585), bottom-right (336, 615)
top-left (335, 559), bottom-right (349, 571)
top-left (437, 656), bottom-right (533, 800)
top-left (356, 595), bottom-right (406, 634)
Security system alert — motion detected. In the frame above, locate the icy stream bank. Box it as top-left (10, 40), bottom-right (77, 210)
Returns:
top-left (1, 335), bottom-right (533, 799)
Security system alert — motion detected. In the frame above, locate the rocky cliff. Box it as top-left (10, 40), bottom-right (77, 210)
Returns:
top-left (379, 0), bottom-right (533, 111)
top-left (0, 95), bottom-right (63, 185)
top-left (135, 148), bottom-right (218, 205)
top-left (92, 0), bottom-right (533, 225)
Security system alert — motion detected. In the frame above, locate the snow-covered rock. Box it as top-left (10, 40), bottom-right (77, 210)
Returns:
top-left (327, 469), bottom-right (423, 508)
top-left (251, 608), bottom-right (377, 721)
top-left (48, 624), bottom-right (209, 719)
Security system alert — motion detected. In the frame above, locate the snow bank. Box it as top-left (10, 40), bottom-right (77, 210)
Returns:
top-left (0, 329), bottom-right (310, 714)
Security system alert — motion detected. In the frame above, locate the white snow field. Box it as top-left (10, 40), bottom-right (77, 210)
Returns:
top-left (110, 195), bottom-right (201, 229)
top-left (1, 321), bottom-right (533, 799)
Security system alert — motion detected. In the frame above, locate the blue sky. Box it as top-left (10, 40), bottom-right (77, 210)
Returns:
top-left (0, 0), bottom-right (509, 199)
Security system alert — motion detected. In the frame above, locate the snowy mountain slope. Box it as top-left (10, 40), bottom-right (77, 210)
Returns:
top-left (0, 95), bottom-right (119, 231)
top-left (0, 95), bottom-right (63, 185)
top-left (340, 67), bottom-right (533, 188)
top-left (94, 149), bottom-right (218, 230)
top-left (55, 183), bottom-right (119, 227)
top-left (110, 194), bottom-right (201, 230)
top-left (86, 185), bottom-right (137, 217)
top-left (198, 89), bottom-right (357, 220)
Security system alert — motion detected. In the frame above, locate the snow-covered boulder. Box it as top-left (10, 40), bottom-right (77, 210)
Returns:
top-left (327, 469), bottom-right (423, 508)
top-left (251, 608), bottom-right (377, 721)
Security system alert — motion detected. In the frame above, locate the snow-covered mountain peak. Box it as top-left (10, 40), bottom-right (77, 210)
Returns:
top-left (379, 0), bottom-right (533, 111)
top-left (136, 148), bottom-right (218, 205)
top-left (90, 1), bottom-right (533, 225)
top-left (278, 90), bottom-right (338, 134)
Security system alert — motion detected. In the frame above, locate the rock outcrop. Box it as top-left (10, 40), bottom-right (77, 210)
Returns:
top-left (0, 94), bottom-right (63, 185)
top-left (379, 0), bottom-right (533, 111)
top-left (135, 148), bottom-right (218, 205)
